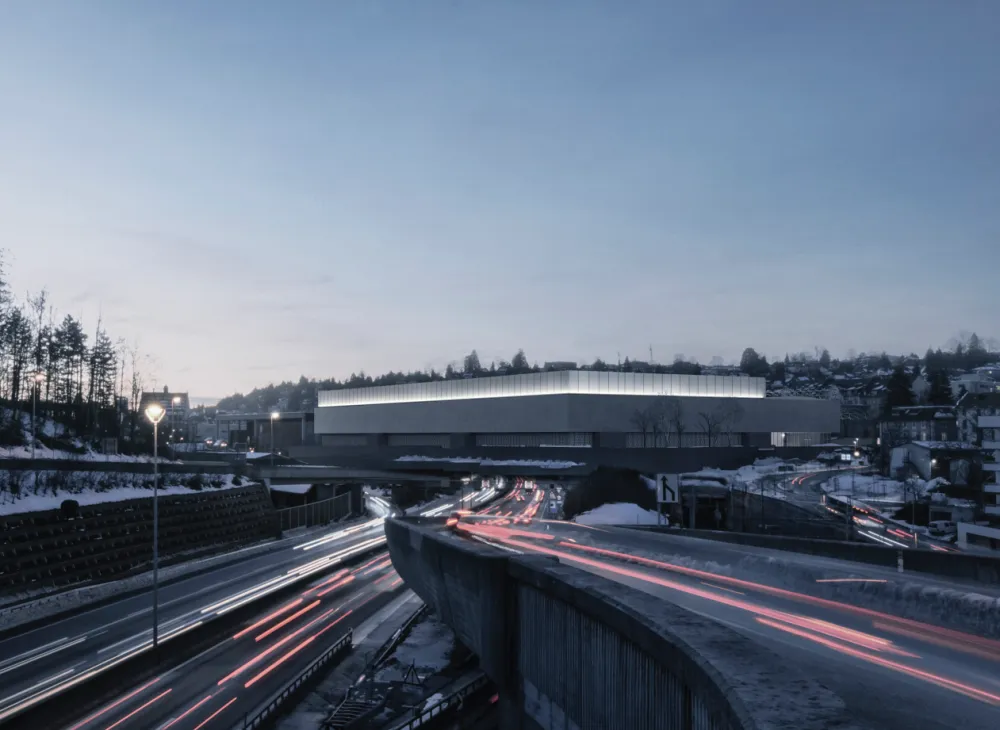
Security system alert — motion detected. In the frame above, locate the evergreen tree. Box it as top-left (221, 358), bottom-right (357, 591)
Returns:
top-left (510, 349), bottom-right (529, 373)
top-left (886, 365), bottom-right (915, 409)
top-left (819, 348), bottom-right (831, 368)
top-left (926, 369), bottom-right (952, 406)
top-left (462, 350), bottom-right (482, 375)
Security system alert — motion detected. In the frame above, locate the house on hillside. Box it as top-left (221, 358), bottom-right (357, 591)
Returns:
top-left (957, 392), bottom-right (1000, 518)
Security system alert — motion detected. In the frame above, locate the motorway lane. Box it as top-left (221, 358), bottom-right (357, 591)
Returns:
top-left (0, 519), bottom-right (387, 724)
top-left (454, 509), bottom-right (1000, 729)
top-left (54, 550), bottom-right (405, 730)
top-left (787, 470), bottom-right (960, 552)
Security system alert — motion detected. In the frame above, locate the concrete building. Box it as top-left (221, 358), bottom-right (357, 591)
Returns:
top-left (215, 411), bottom-right (315, 452)
top-left (139, 386), bottom-right (190, 441)
top-left (307, 370), bottom-right (840, 471)
top-left (957, 392), bottom-right (1000, 517)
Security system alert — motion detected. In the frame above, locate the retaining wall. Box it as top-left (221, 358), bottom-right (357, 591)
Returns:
top-left (0, 484), bottom-right (280, 593)
top-left (384, 518), bottom-right (866, 730)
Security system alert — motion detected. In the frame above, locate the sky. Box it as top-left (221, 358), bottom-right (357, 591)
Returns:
top-left (1, 1), bottom-right (998, 400)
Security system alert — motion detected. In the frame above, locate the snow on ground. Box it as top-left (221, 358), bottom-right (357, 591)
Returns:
top-left (0, 443), bottom-right (181, 463)
top-left (422, 693), bottom-right (445, 712)
top-left (1, 411), bottom-right (182, 463)
top-left (396, 455), bottom-right (583, 469)
top-left (822, 473), bottom-right (908, 502)
top-left (375, 615), bottom-right (456, 683)
top-left (574, 502), bottom-right (663, 526)
top-left (0, 471), bottom-right (245, 516)
top-left (690, 459), bottom-right (826, 486)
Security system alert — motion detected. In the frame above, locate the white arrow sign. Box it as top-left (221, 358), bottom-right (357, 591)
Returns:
top-left (656, 473), bottom-right (679, 504)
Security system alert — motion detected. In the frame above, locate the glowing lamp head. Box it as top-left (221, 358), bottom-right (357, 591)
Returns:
top-left (270, 411), bottom-right (280, 420)
top-left (145, 403), bottom-right (166, 424)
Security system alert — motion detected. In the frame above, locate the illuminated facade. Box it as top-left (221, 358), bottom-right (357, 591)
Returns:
top-left (318, 371), bottom-right (765, 408)
top-left (313, 371), bottom-right (839, 453)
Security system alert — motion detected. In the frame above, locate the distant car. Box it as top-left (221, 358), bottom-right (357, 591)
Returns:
top-left (928, 520), bottom-right (957, 536)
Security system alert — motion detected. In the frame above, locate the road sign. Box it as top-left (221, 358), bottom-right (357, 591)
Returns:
top-left (656, 473), bottom-right (679, 504)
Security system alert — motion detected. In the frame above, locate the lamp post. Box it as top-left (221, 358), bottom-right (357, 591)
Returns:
top-left (31, 372), bottom-right (44, 461)
top-left (145, 402), bottom-right (166, 647)
top-left (270, 411), bottom-right (280, 467)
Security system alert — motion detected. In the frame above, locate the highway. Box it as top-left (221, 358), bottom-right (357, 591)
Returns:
top-left (51, 550), bottom-right (404, 730)
top-left (452, 489), bottom-right (1000, 730)
top-left (0, 518), bottom-right (388, 726)
top-left (781, 469), bottom-right (961, 552)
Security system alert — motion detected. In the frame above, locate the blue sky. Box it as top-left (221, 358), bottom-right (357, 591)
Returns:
top-left (1, 1), bottom-right (997, 398)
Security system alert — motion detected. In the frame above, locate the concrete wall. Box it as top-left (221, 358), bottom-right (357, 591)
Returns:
top-left (384, 518), bottom-right (861, 730)
top-left (315, 393), bottom-right (840, 436)
top-left (636, 527), bottom-right (1000, 585)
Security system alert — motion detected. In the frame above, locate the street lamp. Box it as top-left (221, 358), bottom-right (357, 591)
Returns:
top-left (30, 372), bottom-right (44, 461)
top-left (270, 412), bottom-right (280, 467)
top-left (144, 402), bottom-right (166, 647)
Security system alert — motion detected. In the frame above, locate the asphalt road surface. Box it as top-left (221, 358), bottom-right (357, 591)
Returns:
top-left (53, 550), bottom-right (404, 730)
top-left (454, 497), bottom-right (1000, 730)
top-left (0, 519), bottom-right (388, 725)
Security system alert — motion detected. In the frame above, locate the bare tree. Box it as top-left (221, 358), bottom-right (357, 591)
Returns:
top-left (663, 397), bottom-right (684, 448)
top-left (630, 407), bottom-right (654, 447)
top-left (718, 401), bottom-right (745, 446)
top-left (698, 408), bottom-right (724, 447)
top-left (128, 342), bottom-right (145, 440)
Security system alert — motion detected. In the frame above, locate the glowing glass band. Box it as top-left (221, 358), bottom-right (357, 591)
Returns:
top-left (318, 371), bottom-right (764, 408)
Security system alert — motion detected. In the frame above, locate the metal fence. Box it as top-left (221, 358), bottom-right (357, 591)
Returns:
top-left (384, 672), bottom-right (491, 730)
top-left (277, 493), bottom-right (351, 532)
top-left (241, 630), bottom-right (354, 729)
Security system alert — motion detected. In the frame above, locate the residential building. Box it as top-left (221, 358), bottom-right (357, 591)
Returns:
top-left (957, 392), bottom-right (1000, 517)
top-left (880, 405), bottom-right (957, 445)
top-left (951, 372), bottom-right (1000, 399)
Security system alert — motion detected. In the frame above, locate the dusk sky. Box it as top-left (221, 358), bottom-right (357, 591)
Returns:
top-left (2, 1), bottom-right (997, 400)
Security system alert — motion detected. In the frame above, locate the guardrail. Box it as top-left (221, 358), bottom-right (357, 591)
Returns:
top-left (633, 526), bottom-right (1000, 585)
top-left (384, 518), bottom-right (861, 730)
top-left (277, 494), bottom-right (350, 531)
top-left (384, 672), bottom-right (490, 730)
top-left (240, 630), bottom-right (354, 730)
top-left (366, 603), bottom-right (428, 674)
top-left (2, 541), bottom-right (383, 729)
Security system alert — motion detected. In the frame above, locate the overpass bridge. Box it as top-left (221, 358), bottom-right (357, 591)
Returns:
top-left (383, 518), bottom-right (857, 729)
top-left (250, 463), bottom-right (453, 487)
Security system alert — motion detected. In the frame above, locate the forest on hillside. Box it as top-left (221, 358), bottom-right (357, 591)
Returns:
top-left (0, 253), bottom-right (152, 448)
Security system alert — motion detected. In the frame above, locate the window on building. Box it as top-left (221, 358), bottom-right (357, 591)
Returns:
top-left (476, 433), bottom-right (593, 448)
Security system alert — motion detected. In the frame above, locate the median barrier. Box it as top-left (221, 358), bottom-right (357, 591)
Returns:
top-left (634, 527), bottom-right (1000, 586)
top-left (240, 630), bottom-right (354, 730)
top-left (0, 540), bottom-right (385, 730)
top-left (591, 527), bottom-right (1000, 641)
top-left (384, 518), bottom-right (868, 730)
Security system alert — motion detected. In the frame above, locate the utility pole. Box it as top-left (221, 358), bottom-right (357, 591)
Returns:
top-left (689, 479), bottom-right (696, 529)
top-left (759, 480), bottom-right (765, 532)
top-left (145, 403), bottom-right (166, 648)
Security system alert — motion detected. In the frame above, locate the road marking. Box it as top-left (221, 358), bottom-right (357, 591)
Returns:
top-left (0, 636), bottom-right (87, 678)
top-left (699, 581), bottom-right (746, 596)
top-left (0, 636), bottom-right (71, 669)
top-left (0, 667), bottom-right (77, 708)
